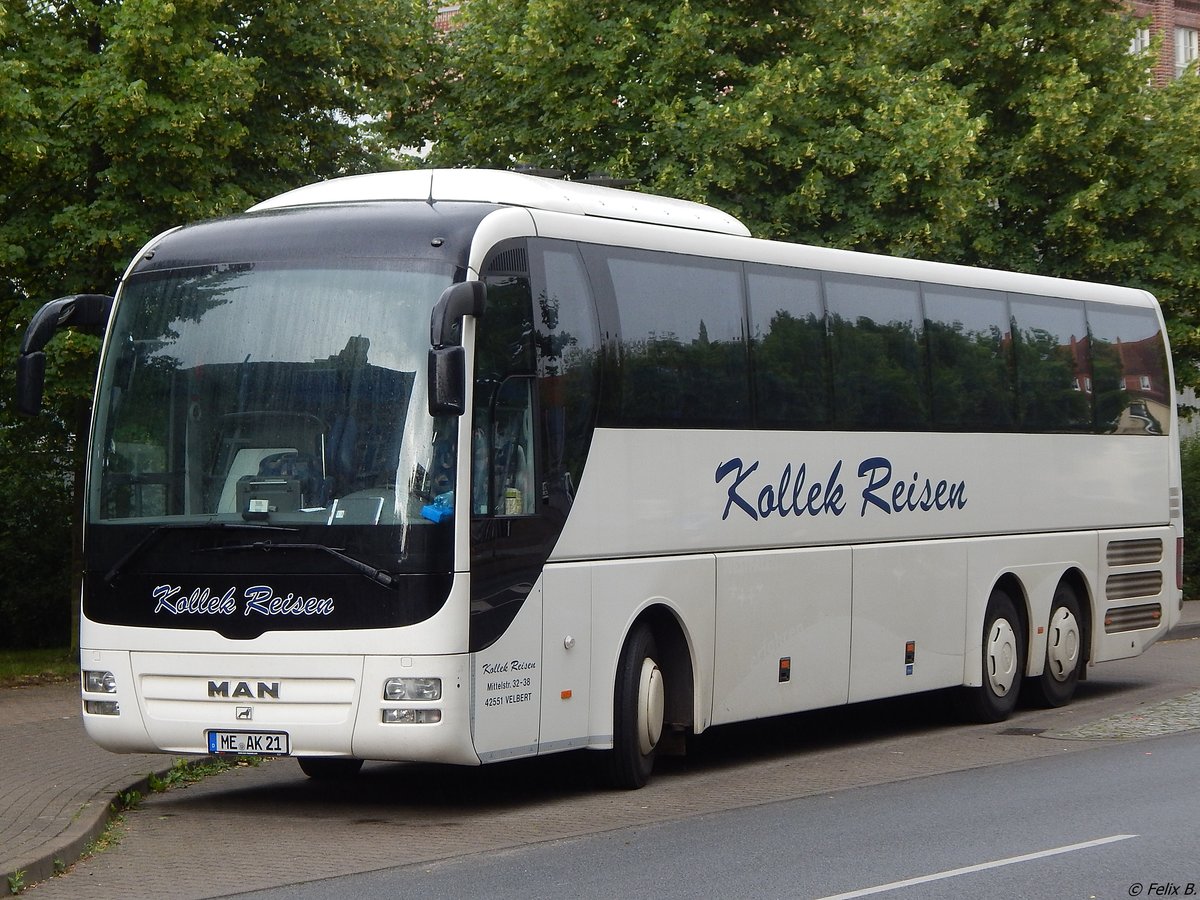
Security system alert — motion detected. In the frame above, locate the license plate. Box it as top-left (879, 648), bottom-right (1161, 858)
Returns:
top-left (207, 730), bottom-right (289, 756)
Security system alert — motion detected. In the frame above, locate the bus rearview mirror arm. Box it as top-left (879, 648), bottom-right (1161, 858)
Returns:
top-left (15, 293), bottom-right (113, 416)
top-left (428, 282), bottom-right (486, 416)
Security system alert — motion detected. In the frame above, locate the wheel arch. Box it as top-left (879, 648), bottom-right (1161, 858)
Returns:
top-left (632, 604), bottom-right (697, 733)
top-left (993, 572), bottom-right (1030, 652)
top-left (963, 572), bottom-right (1030, 689)
top-left (1056, 566), bottom-right (1094, 672)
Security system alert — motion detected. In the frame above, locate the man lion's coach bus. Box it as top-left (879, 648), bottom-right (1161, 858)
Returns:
top-left (16, 169), bottom-right (1183, 788)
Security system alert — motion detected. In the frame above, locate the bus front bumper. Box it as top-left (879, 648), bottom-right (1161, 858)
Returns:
top-left (79, 649), bottom-right (479, 766)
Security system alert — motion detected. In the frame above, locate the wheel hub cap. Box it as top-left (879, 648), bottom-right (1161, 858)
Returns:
top-left (638, 658), bottom-right (665, 755)
top-left (1046, 606), bottom-right (1081, 682)
top-left (986, 618), bottom-right (1018, 697)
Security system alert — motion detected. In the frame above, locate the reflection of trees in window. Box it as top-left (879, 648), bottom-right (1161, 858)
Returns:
top-left (603, 250), bottom-right (749, 428)
top-left (747, 266), bottom-right (828, 429)
top-left (1013, 327), bottom-right (1092, 431)
top-left (534, 288), bottom-right (597, 495)
top-left (829, 314), bottom-right (929, 429)
top-left (474, 275), bottom-right (535, 403)
top-left (473, 274), bottom-right (535, 515)
top-left (754, 310), bottom-right (829, 428)
top-left (618, 327), bottom-right (749, 426)
top-left (825, 274), bottom-right (928, 430)
top-left (125, 265), bottom-right (244, 347)
top-left (1090, 338), bottom-right (1130, 432)
top-left (1010, 297), bottom-right (1091, 433)
top-left (926, 320), bottom-right (1016, 430)
top-left (533, 242), bottom-right (602, 497)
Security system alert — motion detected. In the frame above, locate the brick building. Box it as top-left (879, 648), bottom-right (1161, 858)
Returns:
top-left (1130, 0), bottom-right (1200, 82)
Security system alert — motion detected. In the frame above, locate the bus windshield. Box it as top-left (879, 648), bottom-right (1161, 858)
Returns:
top-left (89, 261), bottom-right (458, 536)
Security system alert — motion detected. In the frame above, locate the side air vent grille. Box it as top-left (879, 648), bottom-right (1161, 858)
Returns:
top-left (484, 248), bottom-right (528, 275)
top-left (1104, 603), bottom-right (1163, 634)
top-left (1106, 539), bottom-right (1163, 567)
top-left (1105, 571), bottom-right (1164, 602)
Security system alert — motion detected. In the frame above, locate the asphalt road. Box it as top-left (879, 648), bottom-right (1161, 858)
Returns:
top-left (232, 729), bottom-right (1200, 900)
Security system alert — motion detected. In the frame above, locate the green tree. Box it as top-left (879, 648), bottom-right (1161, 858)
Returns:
top-left (434, 0), bottom-right (982, 256)
top-left (0, 0), bottom-right (438, 648)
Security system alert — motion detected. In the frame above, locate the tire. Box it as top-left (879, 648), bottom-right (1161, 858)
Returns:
top-left (1023, 582), bottom-right (1084, 708)
top-left (297, 757), bottom-right (364, 780)
top-left (605, 624), bottom-right (665, 790)
top-left (957, 589), bottom-right (1025, 724)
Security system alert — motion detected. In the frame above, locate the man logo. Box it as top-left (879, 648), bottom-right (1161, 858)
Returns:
top-left (207, 680), bottom-right (280, 700)
top-left (236, 707), bottom-right (253, 720)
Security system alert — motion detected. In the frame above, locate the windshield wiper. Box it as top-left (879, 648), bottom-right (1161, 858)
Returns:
top-left (104, 522), bottom-right (300, 586)
top-left (194, 541), bottom-right (397, 588)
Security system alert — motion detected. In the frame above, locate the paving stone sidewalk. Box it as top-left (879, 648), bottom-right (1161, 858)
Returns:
top-left (0, 681), bottom-right (170, 890)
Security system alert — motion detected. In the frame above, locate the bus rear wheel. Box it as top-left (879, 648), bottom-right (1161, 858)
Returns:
top-left (958, 589), bottom-right (1025, 723)
top-left (606, 624), bottom-right (665, 790)
top-left (298, 757), bottom-right (364, 780)
top-left (1024, 582), bottom-right (1083, 708)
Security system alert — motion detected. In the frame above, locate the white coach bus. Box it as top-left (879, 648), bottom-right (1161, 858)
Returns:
top-left (16, 169), bottom-right (1183, 788)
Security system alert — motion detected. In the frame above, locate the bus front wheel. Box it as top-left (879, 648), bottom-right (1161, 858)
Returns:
top-left (1024, 582), bottom-right (1083, 708)
top-left (958, 589), bottom-right (1025, 723)
top-left (606, 624), bottom-right (665, 790)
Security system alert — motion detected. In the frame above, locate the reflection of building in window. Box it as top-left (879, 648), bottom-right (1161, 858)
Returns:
top-left (1115, 333), bottom-right (1170, 405)
top-left (1099, 331), bottom-right (1171, 435)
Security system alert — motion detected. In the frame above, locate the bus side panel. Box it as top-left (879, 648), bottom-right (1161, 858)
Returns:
top-left (711, 548), bottom-right (851, 726)
top-left (586, 555), bottom-right (716, 749)
top-left (470, 580), bottom-right (543, 763)
top-left (538, 562), bottom-right (594, 753)
top-left (847, 541), bottom-right (967, 703)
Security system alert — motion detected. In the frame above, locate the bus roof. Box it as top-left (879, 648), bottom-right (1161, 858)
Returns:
top-left (248, 169), bottom-right (752, 238)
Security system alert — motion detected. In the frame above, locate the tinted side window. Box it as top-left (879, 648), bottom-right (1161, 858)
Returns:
top-left (602, 248), bottom-right (749, 427)
top-left (530, 240), bottom-right (602, 493)
top-left (1010, 296), bottom-right (1091, 432)
top-left (746, 265), bottom-right (830, 428)
top-left (923, 285), bottom-right (1015, 430)
top-left (1087, 303), bottom-right (1170, 435)
top-left (472, 262), bottom-right (536, 516)
top-left (826, 274), bottom-right (929, 429)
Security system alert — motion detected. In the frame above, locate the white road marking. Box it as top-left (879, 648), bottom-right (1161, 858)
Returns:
top-left (816, 834), bottom-right (1138, 899)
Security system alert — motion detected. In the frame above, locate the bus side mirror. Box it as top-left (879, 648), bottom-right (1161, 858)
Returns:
top-left (428, 346), bottom-right (467, 416)
top-left (430, 281), bottom-right (486, 348)
top-left (16, 353), bottom-right (47, 417)
top-left (428, 282), bottom-right (486, 416)
top-left (15, 293), bottom-right (113, 416)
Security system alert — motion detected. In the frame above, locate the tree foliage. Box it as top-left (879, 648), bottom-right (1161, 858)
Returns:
top-left (433, 0), bottom-right (982, 257)
top-left (0, 0), bottom-right (438, 646)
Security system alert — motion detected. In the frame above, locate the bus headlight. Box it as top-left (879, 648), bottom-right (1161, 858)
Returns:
top-left (84, 670), bottom-right (118, 693)
top-left (383, 677), bottom-right (441, 701)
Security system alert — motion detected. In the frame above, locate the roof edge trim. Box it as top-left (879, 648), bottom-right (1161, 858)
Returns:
top-left (247, 168), bottom-right (751, 237)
